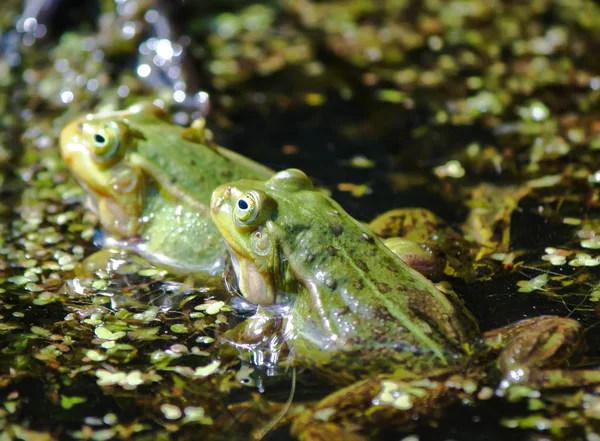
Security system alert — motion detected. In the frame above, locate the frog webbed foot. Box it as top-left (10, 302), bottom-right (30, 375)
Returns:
top-left (483, 315), bottom-right (600, 390)
top-left (181, 118), bottom-right (215, 146)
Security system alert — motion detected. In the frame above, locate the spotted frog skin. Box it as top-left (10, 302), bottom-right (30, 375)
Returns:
top-left (211, 169), bottom-right (600, 441)
top-left (59, 102), bottom-right (273, 274)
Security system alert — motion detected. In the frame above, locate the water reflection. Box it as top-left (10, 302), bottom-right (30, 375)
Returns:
top-left (13, 0), bottom-right (211, 114)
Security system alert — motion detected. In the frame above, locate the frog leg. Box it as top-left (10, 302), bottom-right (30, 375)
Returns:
top-left (482, 315), bottom-right (600, 389)
top-left (220, 308), bottom-right (292, 373)
top-left (382, 237), bottom-right (441, 277)
top-left (290, 374), bottom-right (463, 441)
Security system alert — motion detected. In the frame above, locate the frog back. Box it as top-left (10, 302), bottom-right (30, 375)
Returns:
top-left (125, 113), bottom-right (273, 206)
top-left (270, 191), bottom-right (479, 377)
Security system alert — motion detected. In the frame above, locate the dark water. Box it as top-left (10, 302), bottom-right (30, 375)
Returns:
top-left (3, 1), bottom-right (600, 441)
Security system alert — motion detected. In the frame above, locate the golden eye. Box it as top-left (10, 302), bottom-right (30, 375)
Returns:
top-left (91, 122), bottom-right (120, 159)
top-left (234, 191), bottom-right (259, 224)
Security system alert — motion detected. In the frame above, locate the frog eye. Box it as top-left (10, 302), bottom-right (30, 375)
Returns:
top-left (234, 191), bottom-right (260, 225)
top-left (91, 122), bottom-right (120, 160)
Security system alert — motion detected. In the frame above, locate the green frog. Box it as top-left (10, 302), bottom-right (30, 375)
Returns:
top-left (59, 102), bottom-right (273, 274)
top-left (210, 168), bottom-right (600, 441)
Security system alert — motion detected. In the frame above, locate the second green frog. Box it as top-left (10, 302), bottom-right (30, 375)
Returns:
top-left (211, 168), bottom-right (600, 441)
top-left (60, 102), bottom-right (273, 274)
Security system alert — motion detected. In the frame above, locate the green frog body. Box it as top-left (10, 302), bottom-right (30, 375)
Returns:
top-left (60, 102), bottom-right (273, 274)
top-left (211, 169), bottom-right (600, 440)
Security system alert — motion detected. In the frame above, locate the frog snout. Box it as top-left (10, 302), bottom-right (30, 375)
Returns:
top-left (59, 121), bottom-right (85, 166)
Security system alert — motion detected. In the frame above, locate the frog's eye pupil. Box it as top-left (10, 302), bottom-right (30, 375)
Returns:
top-left (238, 199), bottom-right (249, 210)
top-left (94, 134), bottom-right (106, 145)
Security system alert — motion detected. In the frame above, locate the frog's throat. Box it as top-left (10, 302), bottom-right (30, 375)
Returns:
top-left (229, 248), bottom-right (275, 305)
top-left (72, 175), bottom-right (140, 237)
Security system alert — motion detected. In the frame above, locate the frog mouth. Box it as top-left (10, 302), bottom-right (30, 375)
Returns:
top-left (227, 247), bottom-right (275, 305)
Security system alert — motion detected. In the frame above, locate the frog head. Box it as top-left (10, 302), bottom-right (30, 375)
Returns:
top-left (60, 111), bottom-right (146, 237)
top-left (210, 169), bottom-right (313, 305)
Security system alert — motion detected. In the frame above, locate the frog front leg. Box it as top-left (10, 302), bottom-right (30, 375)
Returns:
top-left (483, 315), bottom-right (600, 389)
top-left (220, 307), bottom-right (292, 372)
top-left (290, 374), bottom-right (464, 441)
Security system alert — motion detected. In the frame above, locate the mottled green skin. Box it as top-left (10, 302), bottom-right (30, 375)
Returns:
top-left (123, 106), bottom-right (273, 205)
top-left (211, 169), bottom-right (479, 381)
top-left (60, 102), bottom-right (273, 273)
top-left (212, 169), bottom-right (600, 439)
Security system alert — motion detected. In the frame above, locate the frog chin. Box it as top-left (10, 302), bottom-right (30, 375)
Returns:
top-left (228, 249), bottom-right (275, 305)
